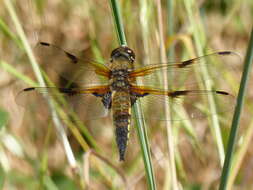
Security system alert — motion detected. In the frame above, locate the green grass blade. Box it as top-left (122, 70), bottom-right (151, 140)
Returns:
top-left (166, 0), bottom-right (174, 59)
top-left (219, 27), bottom-right (253, 190)
top-left (0, 60), bottom-right (37, 86)
top-left (0, 18), bottom-right (22, 49)
top-left (183, 0), bottom-right (225, 165)
top-left (156, 0), bottom-right (178, 189)
top-left (0, 107), bottom-right (9, 128)
top-left (227, 120), bottom-right (253, 189)
top-left (0, 164), bottom-right (5, 189)
top-left (109, 0), bottom-right (156, 189)
top-left (109, 0), bottom-right (127, 46)
top-left (4, 0), bottom-right (44, 87)
top-left (3, 0), bottom-right (77, 170)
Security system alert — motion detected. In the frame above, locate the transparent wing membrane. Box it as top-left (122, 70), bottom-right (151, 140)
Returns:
top-left (34, 42), bottom-right (111, 86)
top-left (130, 86), bottom-right (236, 121)
top-left (18, 46), bottom-right (240, 123)
top-left (16, 86), bottom-right (110, 121)
top-left (130, 51), bottom-right (241, 90)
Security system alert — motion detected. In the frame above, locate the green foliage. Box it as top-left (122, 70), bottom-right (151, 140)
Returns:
top-left (0, 165), bottom-right (5, 190)
top-left (0, 0), bottom-right (252, 189)
top-left (51, 172), bottom-right (79, 190)
top-left (0, 108), bottom-right (8, 128)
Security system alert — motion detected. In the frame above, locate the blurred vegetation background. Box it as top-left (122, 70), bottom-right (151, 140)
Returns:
top-left (0, 0), bottom-right (253, 189)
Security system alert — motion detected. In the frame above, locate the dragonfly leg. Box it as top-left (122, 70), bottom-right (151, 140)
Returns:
top-left (102, 92), bottom-right (112, 109)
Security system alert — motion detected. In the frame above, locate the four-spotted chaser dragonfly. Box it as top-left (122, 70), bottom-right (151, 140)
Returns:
top-left (17, 42), bottom-right (239, 161)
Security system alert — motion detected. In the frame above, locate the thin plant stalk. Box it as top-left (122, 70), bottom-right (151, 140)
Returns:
top-left (166, 0), bottom-right (174, 59)
top-left (109, 0), bottom-right (156, 189)
top-left (183, 0), bottom-right (225, 165)
top-left (227, 120), bottom-right (253, 189)
top-left (0, 19), bottom-right (23, 50)
top-left (139, 0), bottom-right (151, 66)
top-left (0, 61), bottom-right (37, 87)
top-left (3, 0), bottom-right (77, 169)
top-left (109, 0), bottom-right (127, 46)
top-left (219, 27), bottom-right (253, 190)
top-left (156, 0), bottom-right (178, 189)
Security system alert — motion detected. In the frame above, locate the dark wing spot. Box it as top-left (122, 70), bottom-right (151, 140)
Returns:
top-left (180, 59), bottom-right (194, 68)
top-left (218, 51), bottom-right (232, 55)
top-left (39, 42), bottom-right (50, 46)
top-left (58, 88), bottom-right (77, 96)
top-left (169, 90), bottom-right (189, 97)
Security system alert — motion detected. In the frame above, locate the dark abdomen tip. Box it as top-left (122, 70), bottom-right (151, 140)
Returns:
top-left (114, 113), bottom-right (130, 161)
top-left (115, 126), bottom-right (129, 161)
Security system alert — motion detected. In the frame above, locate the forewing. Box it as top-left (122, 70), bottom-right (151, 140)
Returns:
top-left (34, 42), bottom-right (111, 86)
top-left (130, 51), bottom-right (241, 90)
top-left (16, 86), bottom-right (110, 121)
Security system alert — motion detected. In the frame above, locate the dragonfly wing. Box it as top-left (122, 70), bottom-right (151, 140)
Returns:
top-left (34, 42), bottom-right (111, 86)
top-left (130, 51), bottom-right (241, 90)
top-left (16, 86), bottom-right (111, 121)
top-left (130, 85), bottom-right (236, 121)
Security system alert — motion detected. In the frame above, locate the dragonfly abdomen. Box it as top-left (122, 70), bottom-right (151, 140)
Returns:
top-left (112, 91), bottom-right (131, 161)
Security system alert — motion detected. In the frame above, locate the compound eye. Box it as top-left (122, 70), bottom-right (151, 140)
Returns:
top-left (111, 46), bottom-right (135, 62)
top-left (125, 48), bottom-right (135, 62)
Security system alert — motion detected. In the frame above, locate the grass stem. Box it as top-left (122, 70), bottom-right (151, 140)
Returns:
top-left (219, 26), bottom-right (253, 190)
top-left (183, 0), bottom-right (225, 165)
top-left (156, 0), bottom-right (178, 189)
top-left (109, 0), bottom-right (156, 189)
top-left (3, 0), bottom-right (77, 169)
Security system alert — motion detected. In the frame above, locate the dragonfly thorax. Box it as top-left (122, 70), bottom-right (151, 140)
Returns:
top-left (110, 69), bottom-right (131, 91)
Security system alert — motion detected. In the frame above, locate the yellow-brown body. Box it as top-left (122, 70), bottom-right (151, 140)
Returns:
top-left (109, 47), bottom-right (135, 161)
top-left (111, 91), bottom-right (131, 161)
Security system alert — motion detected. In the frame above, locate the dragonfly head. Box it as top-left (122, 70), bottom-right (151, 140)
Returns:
top-left (110, 46), bottom-right (135, 63)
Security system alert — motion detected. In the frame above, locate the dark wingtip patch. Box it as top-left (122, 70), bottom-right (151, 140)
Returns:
top-left (216, 91), bottom-right (230, 95)
top-left (65, 52), bottom-right (78, 63)
top-left (24, 87), bottom-right (35, 91)
top-left (218, 51), bottom-right (232, 55)
top-left (40, 42), bottom-right (50, 46)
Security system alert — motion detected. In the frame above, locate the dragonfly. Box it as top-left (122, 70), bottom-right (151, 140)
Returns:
top-left (17, 42), bottom-right (239, 161)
